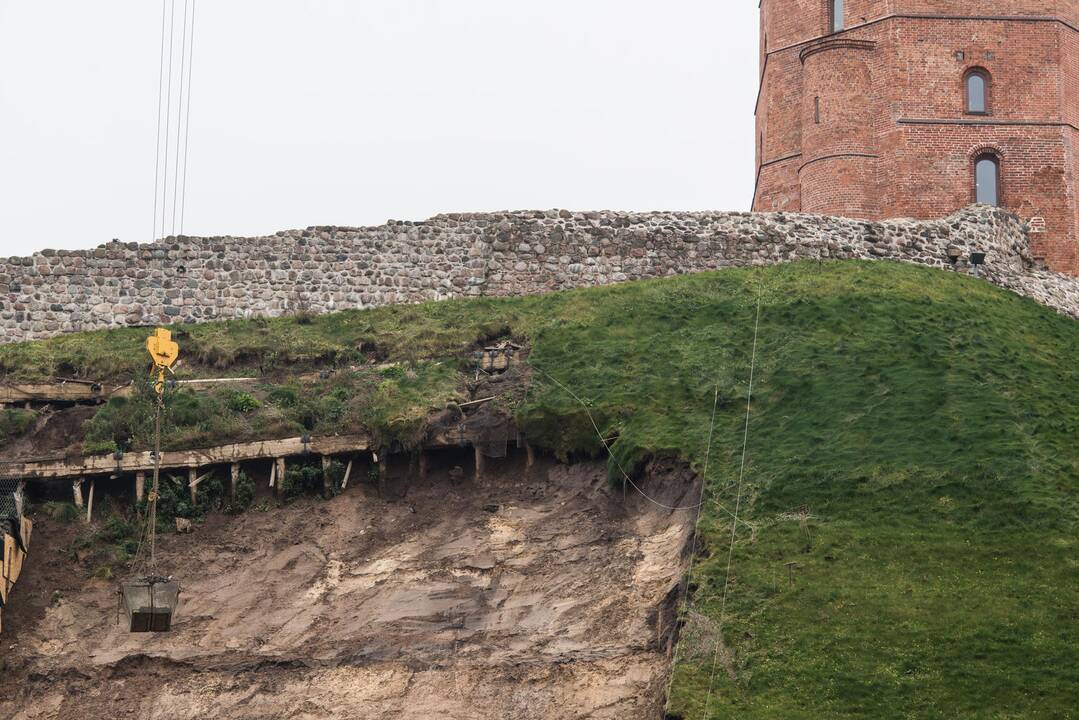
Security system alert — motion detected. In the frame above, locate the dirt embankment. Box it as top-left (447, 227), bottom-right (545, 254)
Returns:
top-left (0, 453), bottom-right (698, 719)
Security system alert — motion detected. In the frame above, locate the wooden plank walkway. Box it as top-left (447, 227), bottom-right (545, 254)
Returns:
top-left (0, 382), bottom-right (116, 404)
top-left (0, 434), bottom-right (375, 480)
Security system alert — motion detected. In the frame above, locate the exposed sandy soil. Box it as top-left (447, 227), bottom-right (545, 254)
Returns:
top-left (0, 453), bottom-right (698, 719)
top-left (1, 404), bottom-right (99, 461)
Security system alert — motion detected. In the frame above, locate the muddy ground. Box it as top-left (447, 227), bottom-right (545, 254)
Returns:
top-left (0, 452), bottom-right (698, 719)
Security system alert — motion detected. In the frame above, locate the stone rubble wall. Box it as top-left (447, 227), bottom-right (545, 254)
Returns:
top-left (1, 205), bottom-right (1077, 344)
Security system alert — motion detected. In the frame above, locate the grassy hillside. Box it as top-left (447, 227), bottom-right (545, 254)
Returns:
top-left (3, 261), bottom-right (1077, 718)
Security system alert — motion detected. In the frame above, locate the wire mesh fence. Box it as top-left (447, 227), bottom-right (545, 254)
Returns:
top-left (0, 477), bottom-right (28, 562)
top-left (0, 477), bottom-right (24, 522)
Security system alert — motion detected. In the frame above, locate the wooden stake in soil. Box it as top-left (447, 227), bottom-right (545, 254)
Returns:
top-left (135, 472), bottom-right (146, 503)
top-left (72, 478), bottom-right (84, 509)
top-left (525, 441), bottom-right (535, 472)
top-left (230, 463), bottom-right (240, 498)
top-left (785, 561), bottom-right (800, 587)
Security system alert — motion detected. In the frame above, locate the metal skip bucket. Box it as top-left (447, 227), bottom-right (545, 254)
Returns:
top-left (120, 576), bottom-right (181, 632)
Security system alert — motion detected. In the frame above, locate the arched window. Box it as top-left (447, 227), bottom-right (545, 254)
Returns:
top-left (830, 0), bottom-right (845, 32)
top-left (965, 70), bottom-right (989, 114)
top-left (974, 154), bottom-right (1000, 206)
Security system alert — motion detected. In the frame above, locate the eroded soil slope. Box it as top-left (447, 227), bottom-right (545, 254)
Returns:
top-left (0, 454), bottom-right (697, 719)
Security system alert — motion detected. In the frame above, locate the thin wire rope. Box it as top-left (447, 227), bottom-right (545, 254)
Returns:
top-left (151, 0), bottom-right (168, 241)
top-left (529, 374), bottom-right (752, 527)
top-left (160, 0), bottom-right (176, 238)
top-left (170, 0), bottom-right (189, 237)
top-left (702, 281), bottom-right (764, 718)
top-left (179, 0), bottom-right (196, 236)
top-left (531, 367), bottom-right (704, 512)
top-left (661, 379), bottom-right (724, 711)
top-left (661, 281), bottom-right (764, 716)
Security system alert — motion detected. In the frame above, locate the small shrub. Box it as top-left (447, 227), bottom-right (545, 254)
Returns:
top-left (223, 389), bottom-right (261, 414)
top-left (153, 474), bottom-right (200, 522)
top-left (0, 408), bottom-right (36, 442)
top-left (267, 386), bottom-right (299, 407)
top-left (82, 438), bottom-right (119, 456)
top-left (280, 459), bottom-right (343, 500)
top-left (379, 364), bottom-right (406, 380)
top-left (41, 500), bottom-right (79, 523)
top-left (95, 514), bottom-right (139, 556)
top-left (83, 382), bottom-right (159, 453)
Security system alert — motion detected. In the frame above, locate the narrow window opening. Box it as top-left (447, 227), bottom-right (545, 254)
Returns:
top-left (814, 97), bottom-right (821, 124)
top-left (830, 0), bottom-right (845, 32)
top-left (975, 154), bottom-right (1000, 206)
top-left (966, 70), bottom-right (988, 114)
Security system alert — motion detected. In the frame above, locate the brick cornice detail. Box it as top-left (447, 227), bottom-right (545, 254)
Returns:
top-left (799, 38), bottom-right (876, 65)
top-left (898, 118), bottom-right (1079, 132)
top-left (798, 153), bottom-right (880, 173)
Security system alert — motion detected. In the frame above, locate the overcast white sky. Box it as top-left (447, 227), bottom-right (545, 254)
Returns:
top-left (0, 1), bottom-right (759, 255)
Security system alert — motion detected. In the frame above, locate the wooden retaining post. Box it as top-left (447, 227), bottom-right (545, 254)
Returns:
top-left (321, 455), bottom-right (333, 498)
top-left (85, 479), bottom-right (95, 524)
top-left (275, 457), bottom-right (286, 499)
top-left (230, 463), bottom-right (240, 497)
top-left (376, 451), bottom-right (386, 498)
top-left (135, 472), bottom-right (146, 503)
top-left (187, 468), bottom-right (214, 505)
top-left (474, 445), bottom-right (485, 483)
top-left (72, 478), bottom-right (84, 509)
top-left (341, 458), bottom-right (353, 490)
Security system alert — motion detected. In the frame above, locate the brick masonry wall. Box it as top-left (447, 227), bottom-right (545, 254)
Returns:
top-left (1, 205), bottom-right (1078, 344)
top-left (755, 3), bottom-right (1079, 274)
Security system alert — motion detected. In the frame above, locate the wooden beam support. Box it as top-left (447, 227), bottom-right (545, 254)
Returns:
top-left (0, 382), bottom-right (112, 404)
top-left (85, 479), bottom-right (95, 524)
top-left (2, 421), bottom-right (525, 484)
top-left (321, 455), bottom-right (333, 498)
top-left (188, 467), bottom-right (210, 504)
top-left (2, 433), bottom-right (372, 481)
top-left (376, 452), bottom-right (386, 498)
top-left (230, 463), bottom-right (240, 497)
top-left (474, 445), bottom-right (485, 483)
top-left (275, 457), bottom-right (286, 499)
top-left (341, 459), bottom-right (353, 490)
top-left (135, 472), bottom-right (146, 503)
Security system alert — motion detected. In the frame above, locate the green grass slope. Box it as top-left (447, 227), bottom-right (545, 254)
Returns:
top-left (3, 261), bottom-right (1077, 718)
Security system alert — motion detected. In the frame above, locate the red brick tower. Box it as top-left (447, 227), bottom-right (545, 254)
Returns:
top-left (754, 1), bottom-right (1079, 274)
